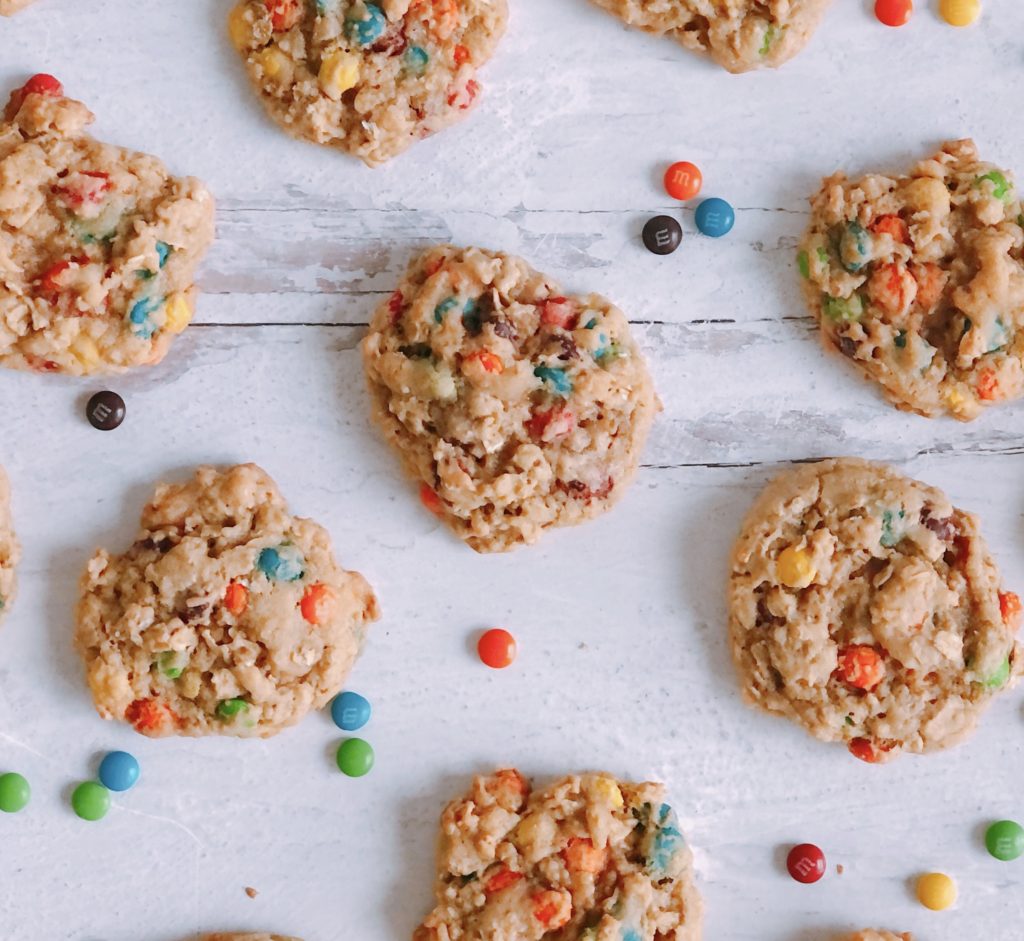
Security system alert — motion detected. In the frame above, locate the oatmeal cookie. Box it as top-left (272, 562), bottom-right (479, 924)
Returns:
top-left (799, 140), bottom-right (1024, 420)
top-left (74, 464), bottom-right (379, 738)
top-left (414, 770), bottom-right (702, 941)
top-left (0, 75), bottom-right (215, 375)
top-left (0, 466), bottom-right (18, 624)
top-left (227, 0), bottom-right (507, 166)
top-left (589, 0), bottom-right (830, 73)
top-left (729, 458), bottom-right (1022, 762)
top-left (361, 245), bottom-right (660, 552)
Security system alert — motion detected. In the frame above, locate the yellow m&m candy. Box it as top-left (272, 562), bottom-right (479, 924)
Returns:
top-left (227, 4), bottom-right (252, 50)
top-left (916, 871), bottom-right (957, 911)
top-left (939, 0), bottom-right (980, 26)
top-left (777, 546), bottom-right (816, 589)
top-left (319, 52), bottom-right (361, 101)
top-left (163, 294), bottom-right (193, 334)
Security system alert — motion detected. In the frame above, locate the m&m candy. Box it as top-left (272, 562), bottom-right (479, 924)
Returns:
top-left (337, 738), bottom-right (375, 777)
top-left (664, 162), bottom-right (702, 201)
top-left (0, 772), bottom-right (30, 813)
top-left (695, 198), bottom-right (735, 238)
top-left (916, 872), bottom-right (956, 910)
top-left (332, 691), bottom-right (371, 732)
top-left (478, 628), bottom-right (517, 669)
top-left (985, 820), bottom-right (1024, 861)
top-left (642, 216), bottom-right (682, 255)
top-left (72, 781), bottom-right (111, 821)
top-left (939, 0), bottom-right (980, 26)
top-left (874, 0), bottom-right (913, 27)
top-left (786, 843), bottom-right (826, 883)
top-left (98, 751), bottom-right (140, 793)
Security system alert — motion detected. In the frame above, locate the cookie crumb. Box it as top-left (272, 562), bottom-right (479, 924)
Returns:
top-left (245, 886), bottom-right (258, 899)
top-left (836, 863), bottom-right (844, 875)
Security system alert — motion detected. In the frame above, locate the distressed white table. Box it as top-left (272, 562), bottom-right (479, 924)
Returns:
top-left (2, 2), bottom-right (1023, 940)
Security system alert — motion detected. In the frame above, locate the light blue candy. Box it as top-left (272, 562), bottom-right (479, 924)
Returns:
top-left (621, 930), bottom-right (641, 941)
top-left (128, 294), bottom-right (165, 338)
top-left (644, 803), bottom-right (686, 875)
top-left (434, 296), bottom-right (458, 323)
top-left (331, 691), bottom-right (371, 731)
top-left (534, 365), bottom-right (573, 396)
top-left (346, 3), bottom-right (387, 45)
top-left (257, 545), bottom-right (305, 582)
top-left (156, 241), bottom-right (172, 268)
top-left (403, 46), bottom-right (429, 76)
top-left (98, 751), bottom-right (140, 792)
top-left (695, 197), bottom-right (735, 238)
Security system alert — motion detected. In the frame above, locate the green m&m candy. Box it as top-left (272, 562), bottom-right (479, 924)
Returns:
top-left (985, 820), bottom-right (1024, 861)
top-left (71, 781), bottom-right (110, 821)
top-left (0, 772), bottom-right (30, 813)
top-left (336, 738), bottom-right (374, 777)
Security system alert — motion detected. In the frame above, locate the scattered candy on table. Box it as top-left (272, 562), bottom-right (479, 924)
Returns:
top-left (642, 215), bottom-right (682, 255)
top-left (331, 690), bottom-right (371, 732)
top-left (478, 628), bottom-right (517, 669)
top-left (0, 772), bottom-right (30, 813)
top-left (86, 391), bottom-right (126, 431)
top-left (98, 751), bottom-right (140, 793)
top-left (786, 843), bottom-right (826, 883)
top-left (874, 0), bottom-right (913, 27)
top-left (336, 738), bottom-right (375, 777)
top-left (939, 0), bottom-right (980, 26)
top-left (985, 819), bottom-right (1024, 861)
top-left (664, 161), bottom-right (702, 201)
top-left (71, 781), bottom-right (111, 821)
top-left (916, 871), bottom-right (956, 910)
top-left (695, 198), bottom-right (735, 238)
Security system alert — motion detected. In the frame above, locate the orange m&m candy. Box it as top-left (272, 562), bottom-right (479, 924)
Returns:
top-left (478, 628), bottom-right (517, 669)
top-left (663, 162), bottom-right (702, 201)
top-left (875, 0), bottom-right (913, 27)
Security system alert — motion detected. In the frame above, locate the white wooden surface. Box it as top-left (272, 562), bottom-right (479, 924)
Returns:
top-left (2, 2), bottom-right (1024, 939)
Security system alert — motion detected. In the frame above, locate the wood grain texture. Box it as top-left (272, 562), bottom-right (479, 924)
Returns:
top-left (1, 2), bottom-right (1023, 940)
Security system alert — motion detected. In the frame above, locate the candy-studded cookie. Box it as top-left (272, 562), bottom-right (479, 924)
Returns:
top-left (414, 770), bottom-right (702, 941)
top-left (0, 0), bottom-right (36, 14)
top-left (200, 935), bottom-right (302, 941)
top-left (0, 467), bottom-right (18, 625)
top-left (589, 0), bottom-right (831, 73)
top-left (75, 464), bottom-right (379, 738)
top-left (362, 245), bottom-right (660, 552)
top-left (0, 75), bottom-right (215, 375)
top-left (843, 933), bottom-right (912, 941)
top-left (799, 140), bottom-right (1024, 420)
top-left (227, 0), bottom-right (507, 166)
top-left (729, 458), bottom-right (1021, 762)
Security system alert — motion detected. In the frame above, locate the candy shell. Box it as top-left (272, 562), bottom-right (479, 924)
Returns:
top-left (985, 820), bottom-right (1024, 861)
top-left (72, 781), bottom-right (111, 821)
top-left (786, 843), bottom-right (826, 883)
top-left (916, 871), bottom-right (956, 910)
top-left (664, 161), bottom-right (702, 201)
top-left (332, 691), bottom-right (371, 732)
top-left (478, 628), bottom-right (517, 669)
top-left (98, 751), bottom-right (140, 793)
top-left (695, 198), bottom-right (735, 238)
top-left (337, 738), bottom-right (375, 777)
top-left (0, 772), bottom-right (30, 813)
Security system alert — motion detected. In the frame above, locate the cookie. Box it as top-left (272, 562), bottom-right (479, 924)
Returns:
top-left (588, 0), bottom-right (830, 73)
top-left (843, 933), bottom-right (912, 941)
top-left (0, 75), bottom-right (215, 375)
top-left (227, 0), bottom-right (507, 166)
top-left (74, 464), bottom-right (380, 738)
top-left (729, 458), bottom-right (1022, 762)
top-left (361, 245), bottom-right (660, 552)
top-left (799, 140), bottom-right (1024, 420)
top-left (200, 935), bottom-right (302, 941)
top-left (0, 466), bottom-right (18, 624)
top-left (414, 770), bottom-right (702, 941)
top-left (0, 0), bottom-right (36, 14)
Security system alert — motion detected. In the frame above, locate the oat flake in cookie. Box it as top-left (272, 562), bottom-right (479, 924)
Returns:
top-left (227, 0), bottom-right (507, 166)
top-left (729, 458), bottom-right (1022, 763)
top-left (800, 139), bottom-right (1024, 420)
top-left (589, 0), bottom-right (830, 73)
top-left (0, 76), bottom-right (215, 375)
top-left (0, 467), bottom-right (19, 624)
top-left (414, 770), bottom-right (702, 941)
top-left (74, 464), bottom-right (380, 738)
top-left (362, 245), bottom-right (660, 552)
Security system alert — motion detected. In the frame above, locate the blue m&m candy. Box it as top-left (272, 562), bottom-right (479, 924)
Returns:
top-left (332, 691), bottom-right (371, 731)
top-left (257, 545), bottom-right (305, 581)
top-left (346, 3), bottom-right (387, 45)
top-left (695, 197), bottom-right (735, 238)
top-left (98, 751), bottom-right (140, 792)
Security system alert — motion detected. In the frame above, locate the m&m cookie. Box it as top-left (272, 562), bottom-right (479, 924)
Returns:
top-left (74, 464), bottom-right (380, 738)
top-left (729, 458), bottom-right (1021, 762)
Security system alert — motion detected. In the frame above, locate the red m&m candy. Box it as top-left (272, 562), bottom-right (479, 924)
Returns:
top-left (664, 162), bottom-right (702, 201)
top-left (786, 843), bottom-right (826, 883)
top-left (478, 628), bottom-right (516, 669)
top-left (875, 0), bottom-right (913, 26)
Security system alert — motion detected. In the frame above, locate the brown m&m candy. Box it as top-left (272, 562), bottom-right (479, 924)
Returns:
top-left (642, 215), bottom-right (682, 255)
top-left (86, 391), bottom-right (126, 431)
